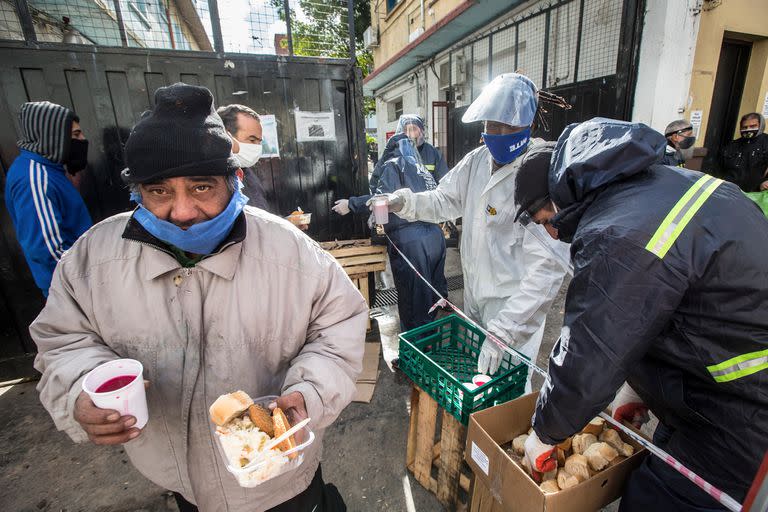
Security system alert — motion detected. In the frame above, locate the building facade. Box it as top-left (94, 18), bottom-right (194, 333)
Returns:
top-left (365, 0), bottom-right (768, 170)
top-left (364, 0), bottom-right (645, 165)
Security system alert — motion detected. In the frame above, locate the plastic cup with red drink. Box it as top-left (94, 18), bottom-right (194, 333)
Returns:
top-left (82, 359), bottom-right (148, 429)
top-left (372, 195), bottom-right (390, 225)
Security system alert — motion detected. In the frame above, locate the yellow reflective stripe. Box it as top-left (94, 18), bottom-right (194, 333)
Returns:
top-left (645, 175), bottom-right (723, 259)
top-left (425, 164), bottom-right (435, 171)
top-left (707, 348), bottom-right (768, 383)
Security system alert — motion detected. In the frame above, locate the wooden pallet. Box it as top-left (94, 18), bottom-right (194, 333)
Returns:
top-left (321, 240), bottom-right (387, 331)
top-left (406, 386), bottom-right (472, 511)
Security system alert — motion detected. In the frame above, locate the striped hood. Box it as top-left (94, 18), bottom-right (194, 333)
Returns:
top-left (17, 101), bottom-right (76, 164)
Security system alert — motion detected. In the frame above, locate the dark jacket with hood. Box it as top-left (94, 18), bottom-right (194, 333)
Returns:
top-left (5, 101), bottom-right (92, 295)
top-left (532, 118), bottom-right (768, 501)
top-left (347, 133), bottom-right (449, 214)
top-left (720, 116), bottom-right (768, 192)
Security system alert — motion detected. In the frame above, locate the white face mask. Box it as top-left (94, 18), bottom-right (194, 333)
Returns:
top-left (234, 141), bottom-right (263, 168)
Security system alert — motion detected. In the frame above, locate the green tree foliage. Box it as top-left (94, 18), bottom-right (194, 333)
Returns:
top-left (271, 1), bottom-right (375, 114)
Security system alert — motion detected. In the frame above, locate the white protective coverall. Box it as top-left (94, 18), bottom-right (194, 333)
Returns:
top-left (392, 141), bottom-right (567, 385)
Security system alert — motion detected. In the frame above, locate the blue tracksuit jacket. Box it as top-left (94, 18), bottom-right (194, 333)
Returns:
top-left (5, 150), bottom-right (92, 295)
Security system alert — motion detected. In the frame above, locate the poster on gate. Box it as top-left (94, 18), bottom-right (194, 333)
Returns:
top-left (295, 110), bottom-right (337, 142)
top-left (260, 115), bottom-right (280, 158)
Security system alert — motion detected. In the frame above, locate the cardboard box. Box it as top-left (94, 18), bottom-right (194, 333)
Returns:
top-left (465, 393), bottom-right (647, 512)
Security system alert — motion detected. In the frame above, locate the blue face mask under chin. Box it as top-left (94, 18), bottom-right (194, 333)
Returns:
top-left (131, 184), bottom-right (249, 255)
top-left (482, 128), bottom-right (531, 165)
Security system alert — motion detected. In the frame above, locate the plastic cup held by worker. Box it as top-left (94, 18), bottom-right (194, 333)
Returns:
top-left (372, 196), bottom-right (389, 225)
top-left (82, 359), bottom-right (148, 429)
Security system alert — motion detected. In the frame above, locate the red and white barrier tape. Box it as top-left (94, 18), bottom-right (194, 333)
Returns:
top-left (385, 233), bottom-right (742, 511)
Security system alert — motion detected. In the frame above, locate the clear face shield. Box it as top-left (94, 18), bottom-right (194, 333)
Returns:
top-left (395, 115), bottom-right (426, 147)
top-left (517, 201), bottom-right (574, 277)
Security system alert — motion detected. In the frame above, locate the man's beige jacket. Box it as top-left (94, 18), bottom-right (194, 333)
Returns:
top-left (31, 207), bottom-right (368, 511)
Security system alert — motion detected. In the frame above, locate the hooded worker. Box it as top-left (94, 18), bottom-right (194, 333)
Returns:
top-left (332, 114), bottom-right (449, 216)
top-left (515, 118), bottom-right (768, 511)
top-left (366, 128), bottom-right (448, 331)
top-left (372, 74), bottom-right (568, 388)
top-left (4, 101), bottom-right (92, 295)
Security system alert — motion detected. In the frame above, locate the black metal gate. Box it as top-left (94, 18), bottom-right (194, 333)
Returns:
top-left (445, 0), bottom-right (645, 165)
top-left (0, 46), bottom-right (368, 366)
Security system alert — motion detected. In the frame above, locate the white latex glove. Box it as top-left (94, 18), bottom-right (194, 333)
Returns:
top-left (366, 193), bottom-right (404, 213)
top-left (524, 430), bottom-right (557, 481)
top-left (609, 382), bottom-right (650, 429)
top-left (332, 199), bottom-right (350, 215)
top-left (477, 338), bottom-right (504, 375)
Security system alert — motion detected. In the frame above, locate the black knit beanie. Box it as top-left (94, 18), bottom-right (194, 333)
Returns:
top-left (122, 83), bottom-right (238, 184)
top-left (513, 141), bottom-right (557, 222)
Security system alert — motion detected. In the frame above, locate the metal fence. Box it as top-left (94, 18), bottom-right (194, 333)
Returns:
top-left (447, 0), bottom-right (626, 108)
top-left (0, 0), bottom-right (355, 58)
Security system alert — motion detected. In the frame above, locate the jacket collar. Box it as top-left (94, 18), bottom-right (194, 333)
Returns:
top-left (481, 147), bottom-right (522, 197)
top-left (122, 211), bottom-right (246, 281)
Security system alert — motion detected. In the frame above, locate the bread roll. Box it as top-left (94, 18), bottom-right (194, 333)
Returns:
top-left (540, 480), bottom-right (560, 493)
top-left (564, 454), bottom-right (590, 481)
top-left (598, 427), bottom-right (635, 456)
top-left (581, 417), bottom-right (605, 436)
top-left (209, 390), bottom-right (254, 426)
top-left (572, 433), bottom-right (597, 455)
top-left (598, 428), bottom-right (622, 449)
top-left (272, 407), bottom-right (298, 459)
top-left (583, 442), bottom-right (619, 471)
top-left (248, 404), bottom-right (274, 436)
top-left (618, 442), bottom-right (635, 457)
top-left (512, 434), bottom-right (529, 455)
top-left (557, 468), bottom-right (580, 490)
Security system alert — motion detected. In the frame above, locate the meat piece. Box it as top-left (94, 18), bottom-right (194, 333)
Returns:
top-left (247, 404), bottom-right (274, 436)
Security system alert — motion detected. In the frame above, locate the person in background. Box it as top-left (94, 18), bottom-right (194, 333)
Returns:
top-left (368, 132), bottom-right (448, 331)
top-left (31, 83), bottom-right (366, 512)
top-left (373, 74), bottom-right (568, 387)
top-left (217, 104), bottom-right (273, 212)
top-left (332, 115), bottom-right (449, 217)
top-left (720, 112), bottom-right (768, 192)
top-left (515, 117), bottom-right (767, 512)
top-left (4, 101), bottom-right (92, 296)
top-left (661, 119), bottom-right (695, 167)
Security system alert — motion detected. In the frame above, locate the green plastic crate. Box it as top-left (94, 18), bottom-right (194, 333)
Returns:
top-left (398, 314), bottom-right (528, 425)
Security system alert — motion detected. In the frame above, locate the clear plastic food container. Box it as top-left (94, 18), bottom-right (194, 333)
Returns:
top-left (287, 212), bottom-right (312, 226)
top-left (212, 395), bottom-right (315, 488)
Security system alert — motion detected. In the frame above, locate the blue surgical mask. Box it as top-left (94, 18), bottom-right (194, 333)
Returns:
top-left (482, 128), bottom-right (531, 165)
top-left (131, 184), bottom-right (249, 255)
